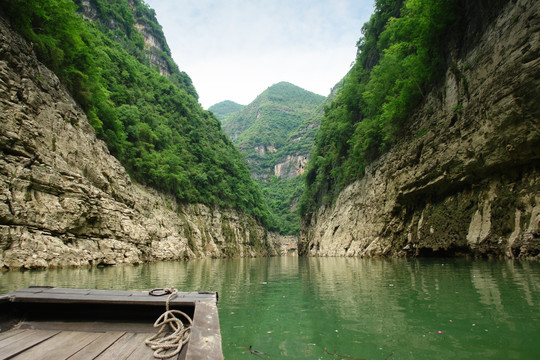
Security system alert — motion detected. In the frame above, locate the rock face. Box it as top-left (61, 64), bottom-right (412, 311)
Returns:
top-left (300, 0), bottom-right (540, 259)
top-left (0, 16), bottom-right (280, 270)
top-left (276, 235), bottom-right (298, 256)
top-left (79, 0), bottom-right (171, 78)
top-left (133, 21), bottom-right (171, 77)
top-left (274, 155), bottom-right (308, 179)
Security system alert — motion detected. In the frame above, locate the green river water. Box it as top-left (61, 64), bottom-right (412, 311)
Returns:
top-left (1, 257), bottom-right (539, 359)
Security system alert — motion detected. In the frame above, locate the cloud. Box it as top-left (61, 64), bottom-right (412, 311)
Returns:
top-left (144, 0), bottom-right (374, 107)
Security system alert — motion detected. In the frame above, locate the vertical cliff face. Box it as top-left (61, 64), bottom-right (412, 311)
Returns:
top-left (133, 20), bottom-right (170, 77)
top-left (274, 155), bottom-right (309, 179)
top-left (79, 0), bottom-right (170, 77)
top-left (0, 17), bottom-right (279, 270)
top-left (300, 0), bottom-right (540, 259)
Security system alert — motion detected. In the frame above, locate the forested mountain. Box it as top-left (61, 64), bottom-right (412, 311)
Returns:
top-left (301, 0), bottom-right (461, 214)
top-left (218, 82), bottom-right (324, 177)
top-left (208, 100), bottom-right (244, 126)
top-left (213, 82), bottom-right (325, 234)
top-left (299, 0), bottom-right (539, 258)
top-left (0, 0), bottom-right (270, 223)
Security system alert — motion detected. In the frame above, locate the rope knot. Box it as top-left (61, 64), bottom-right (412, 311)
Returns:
top-left (146, 287), bottom-right (193, 359)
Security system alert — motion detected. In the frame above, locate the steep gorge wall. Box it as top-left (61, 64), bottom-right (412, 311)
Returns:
top-left (300, 0), bottom-right (540, 259)
top-left (0, 16), bottom-right (279, 270)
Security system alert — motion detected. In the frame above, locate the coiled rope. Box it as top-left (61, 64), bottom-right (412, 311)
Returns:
top-left (145, 288), bottom-right (193, 359)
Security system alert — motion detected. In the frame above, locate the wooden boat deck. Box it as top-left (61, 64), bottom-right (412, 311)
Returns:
top-left (0, 287), bottom-right (223, 360)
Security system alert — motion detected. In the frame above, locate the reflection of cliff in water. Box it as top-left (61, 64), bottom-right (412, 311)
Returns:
top-left (1, 258), bottom-right (539, 358)
top-left (297, 257), bottom-right (540, 357)
top-left (298, 258), bottom-right (407, 333)
top-left (470, 260), bottom-right (539, 328)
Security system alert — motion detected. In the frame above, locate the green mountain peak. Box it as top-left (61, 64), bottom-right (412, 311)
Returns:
top-left (219, 82), bottom-right (325, 234)
top-left (208, 100), bottom-right (245, 126)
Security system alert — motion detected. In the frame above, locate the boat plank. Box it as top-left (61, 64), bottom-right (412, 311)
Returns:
top-left (0, 329), bottom-right (25, 343)
top-left (10, 288), bottom-right (49, 294)
top-left (30, 288), bottom-right (91, 295)
top-left (9, 292), bottom-right (208, 306)
top-left (0, 329), bottom-right (60, 359)
top-left (8, 293), bottom-right (159, 306)
top-left (88, 290), bottom-right (146, 297)
top-left (186, 300), bottom-right (223, 360)
top-left (67, 331), bottom-right (126, 360)
top-left (124, 333), bottom-right (158, 360)
top-left (10, 288), bottom-right (216, 302)
top-left (10, 331), bottom-right (101, 360)
top-left (0, 329), bottom-right (44, 351)
top-left (94, 333), bottom-right (153, 360)
top-left (11, 293), bottom-right (140, 302)
top-left (20, 320), bottom-right (155, 333)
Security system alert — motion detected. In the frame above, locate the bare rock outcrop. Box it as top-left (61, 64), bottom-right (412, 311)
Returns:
top-left (0, 16), bottom-right (279, 270)
top-left (300, 0), bottom-right (540, 259)
top-left (274, 155), bottom-right (308, 179)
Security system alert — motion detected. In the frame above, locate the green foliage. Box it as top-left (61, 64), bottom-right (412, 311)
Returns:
top-left (220, 82), bottom-right (325, 234)
top-left (2, 0), bottom-right (105, 112)
top-left (301, 0), bottom-right (459, 216)
top-left (261, 176), bottom-right (306, 235)
top-left (223, 82), bottom-right (324, 147)
top-left (208, 100), bottom-right (245, 126)
top-left (2, 0), bottom-right (270, 224)
top-left (73, 0), bottom-right (198, 99)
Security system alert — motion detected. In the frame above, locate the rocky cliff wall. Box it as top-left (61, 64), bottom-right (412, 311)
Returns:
top-left (274, 155), bottom-right (308, 179)
top-left (300, 0), bottom-right (540, 259)
top-left (0, 16), bottom-right (280, 270)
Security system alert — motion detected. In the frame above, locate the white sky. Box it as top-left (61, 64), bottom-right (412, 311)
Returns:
top-left (144, 0), bottom-right (374, 109)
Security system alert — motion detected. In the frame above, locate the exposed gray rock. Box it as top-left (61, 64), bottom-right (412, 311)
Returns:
top-left (300, 0), bottom-right (540, 259)
top-left (274, 155), bottom-right (308, 179)
top-left (0, 16), bottom-right (281, 270)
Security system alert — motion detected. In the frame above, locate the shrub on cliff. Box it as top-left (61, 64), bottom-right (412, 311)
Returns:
top-left (1, 0), bottom-right (272, 226)
top-left (301, 0), bottom-right (459, 215)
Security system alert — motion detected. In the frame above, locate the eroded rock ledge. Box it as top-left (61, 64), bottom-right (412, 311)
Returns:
top-left (0, 16), bottom-right (280, 270)
top-left (300, 0), bottom-right (540, 259)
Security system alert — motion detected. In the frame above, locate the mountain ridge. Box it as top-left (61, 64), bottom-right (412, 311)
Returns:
top-left (208, 100), bottom-right (244, 126)
top-left (0, 0), bottom-right (271, 224)
top-left (215, 81), bottom-right (325, 234)
top-left (217, 81), bottom-right (325, 182)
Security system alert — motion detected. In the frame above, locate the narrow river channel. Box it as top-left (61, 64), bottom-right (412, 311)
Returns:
top-left (1, 257), bottom-right (539, 359)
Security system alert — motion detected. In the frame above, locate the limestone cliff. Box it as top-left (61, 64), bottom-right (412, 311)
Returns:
top-left (300, 0), bottom-right (540, 259)
top-left (0, 16), bottom-right (279, 270)
top-left (274, 155), bottom-right (308, 179)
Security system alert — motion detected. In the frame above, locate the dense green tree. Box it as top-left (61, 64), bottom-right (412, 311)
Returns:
top-left (214, 82), bottom-right (325, 234)
top-left (208, 100), bottom-right (245, 126)
top-left (1, 0), bottom-right (271, 225)
top-left (301, 0), bottom-right (459, 216)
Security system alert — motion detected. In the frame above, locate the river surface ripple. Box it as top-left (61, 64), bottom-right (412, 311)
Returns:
top-left (1, 257), bottom-right (539, 359)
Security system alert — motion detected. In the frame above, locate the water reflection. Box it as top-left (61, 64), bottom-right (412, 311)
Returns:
top-left (1, 258), bottom-right (539, 359)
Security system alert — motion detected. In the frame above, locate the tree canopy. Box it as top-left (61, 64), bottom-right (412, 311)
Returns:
top-left (301, 0), bottom-right (460, 216)
top-left (215, 82), bottom-right (325, 234)
top-left (1, 0), bottom-right (271, 224)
